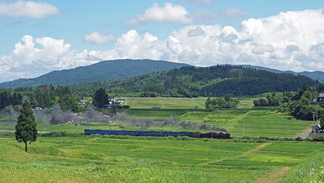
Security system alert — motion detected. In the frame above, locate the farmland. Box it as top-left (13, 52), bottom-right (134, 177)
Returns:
top-left (0, 97), bottom-right (323, 182)
top-left (0, 134), bottom-right (323, 182)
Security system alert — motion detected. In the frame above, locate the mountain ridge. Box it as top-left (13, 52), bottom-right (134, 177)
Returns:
top-left (0, 59), bottom-right (189, 88)
top-left (0, 59), bottom-right (323, 89)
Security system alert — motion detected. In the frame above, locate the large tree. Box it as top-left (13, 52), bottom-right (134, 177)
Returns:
top-left (15, 100), bottom-right (37, 152)
top-left (93, 88), bottom-right (109, 108)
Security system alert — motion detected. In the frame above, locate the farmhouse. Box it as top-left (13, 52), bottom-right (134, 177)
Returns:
top-left (291, 94), bottom-right (301, 101)
top-left (34, 107), bottom-right (42, 110)
top-left (312, 125), bottom-right (321, 133)
top-left (105, 104), bottom-right (114, 109)
top-left (79, 100), bottom-right (87, 105)
top-left (312, 93), bottom-right (324, 104)
top-left (108, 97), bottom-right (115, 103)
top-left (115, 98), bottom-right (125, 104)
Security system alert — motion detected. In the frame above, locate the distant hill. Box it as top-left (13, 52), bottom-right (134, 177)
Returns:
top-left (70, 65), bottom-right (319, 96)
top-left (0, 59), bottom-right (323, 90)
top-left (237, 65), bottom-right (324, 83)
top-left (0, 59), bottom-right (189, 89)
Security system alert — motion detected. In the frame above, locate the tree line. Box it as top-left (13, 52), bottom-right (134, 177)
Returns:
top-left (0, 84), bottom-right (81, 112)
top-left (69, 65), bottom-right (319, 97)
top-left (205, 94), bottom-right (239, 110)
top-left (277, 82), bottom-right (324, 122)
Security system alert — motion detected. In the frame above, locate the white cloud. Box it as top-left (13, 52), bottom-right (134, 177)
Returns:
top-left (252, 44), bottom-right (273, 54)
top-left (188, 27), bottom-right (205, 37)
top-left (83, 32), bottom-right (116, 45)
top-left (221, 7), bottom-right (248, 19)
top-left (3, 7), bottom-right (324, 82)
top-left (0, 1), bottom-right (60, 18)
top-left (123, 2), bottom-right (193, 25)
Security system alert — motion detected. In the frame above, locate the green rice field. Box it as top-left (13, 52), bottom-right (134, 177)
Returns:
top-left (1, 97), bottom-right (322, 182)
top-left (127, 97), bottom-right (209, 109)
top-left (0, 134), bottom-right (323, 182)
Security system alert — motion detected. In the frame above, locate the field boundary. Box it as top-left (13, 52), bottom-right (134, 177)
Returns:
top-left (243, 143), bottom-right (271, 156)
top-left (252, 167), bottom-right (291, 183)
top-left (198, 143), bottom-right (271, 166)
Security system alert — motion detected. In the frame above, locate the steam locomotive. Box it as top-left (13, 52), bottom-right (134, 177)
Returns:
top-left (84, 129), bottom-right (231, 139)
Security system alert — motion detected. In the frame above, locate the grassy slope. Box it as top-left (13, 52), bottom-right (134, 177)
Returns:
top-left (1, 136), bottom-right (323, 182)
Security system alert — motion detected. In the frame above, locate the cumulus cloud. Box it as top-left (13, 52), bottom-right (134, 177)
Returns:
top-left (83, 32), bottom-right (116, 44)
top-left (2, 7), bottom-right (324, 82)
top-left (0, 1), bottom-right (61, 18)
top-left (188, 27), bottom-right (205, 37)
top-left (123, 2), bottom-right (192, 25)
top-left (252, 44), bottom-right (273, 54)
top-left (221, 7), bottom-right (248, 19)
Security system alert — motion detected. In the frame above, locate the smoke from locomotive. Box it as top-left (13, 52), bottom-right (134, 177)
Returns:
top-left (116, 113), bottom-right (227, 132)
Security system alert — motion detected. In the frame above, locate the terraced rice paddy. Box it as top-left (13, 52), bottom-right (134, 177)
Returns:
top-left (0, 135), bottom-right (322, 182)
top-left (1, 97), bottom-right (322, 182)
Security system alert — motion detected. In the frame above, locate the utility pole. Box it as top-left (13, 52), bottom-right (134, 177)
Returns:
top-left (43, 112), bottom-right (45, 132)
top-left (243, 114), bottom-right (244, 137)
top-left (313, 113), bottom-right (316, 138)
top-left (171, 113), bottom-right (173, 132)
top-left (286, 117), bottom-right (291, 136)
top-left (287, 118), bottom-right (289, 136)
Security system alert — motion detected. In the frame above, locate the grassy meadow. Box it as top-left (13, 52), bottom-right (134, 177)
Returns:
top-left (1, 96), bottom-right (323, 182)
top-left (1, 134), bottom-right (323, 182)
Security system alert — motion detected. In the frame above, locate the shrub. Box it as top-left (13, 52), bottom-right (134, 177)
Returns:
top-left (181, 136), bottom-right (191, 141)
top-left (296, 137), bottom-right (304, 141)
top-left (177, 136), bottom-right (183, 140)
top-left (259, 136), bottom-right (270, 140)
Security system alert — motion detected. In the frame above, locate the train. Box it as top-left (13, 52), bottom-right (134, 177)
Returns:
top-left (84, 129), bottom-right (231, 139)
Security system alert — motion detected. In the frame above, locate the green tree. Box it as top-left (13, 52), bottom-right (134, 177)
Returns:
top-left (15, 100), bottom-right (37, 152)
top-left (224, 94), bottom-right (231, 102)
top-left (4, 105), bottom-right (13, 120)
top-left (112, 104), bottom-right (117, 114)
top-left (93, 88), bottom-right (109, 108)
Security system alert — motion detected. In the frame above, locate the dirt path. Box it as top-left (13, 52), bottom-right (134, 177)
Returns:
top-left (252, 167), bottom-right (291, 183)
top-left (199, 143), bottom-right (271, 166)
top-left (198, 159), bottom-right (223, 166)
top-left (243, 143), bottom-right (271, 156)
top-left (191, 99), bottom-right (203, 109)
top-left (299, 128), bottom-right (312, 138)
top-left (299, 123), bottom-right (318, 138)
top-left (228, 114), bottom-right (247, 130)
top-left (159, 100), bottom-right (165, 108)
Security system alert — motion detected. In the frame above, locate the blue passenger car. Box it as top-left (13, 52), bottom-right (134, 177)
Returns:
top-left (84, 129), bottom-right (212, 139)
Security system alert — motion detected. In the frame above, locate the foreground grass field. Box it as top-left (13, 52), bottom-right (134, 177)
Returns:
top-left (1, 134), bottom-right (323, 182)
top-left (0, 97), bottom-right (322, 182)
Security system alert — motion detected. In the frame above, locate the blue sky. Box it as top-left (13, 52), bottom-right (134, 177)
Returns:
top-left (1, 0), bottom-right (324, 82)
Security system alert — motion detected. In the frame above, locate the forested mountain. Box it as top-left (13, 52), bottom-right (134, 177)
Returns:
top-left (237, 65), bottom-right (324, 83)
top-left (70, 65), bottom-right (319, 97)
top-left (0, 59), bottom-right (323, 90)
top-left (0, 59), bottom-right (189, 89)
